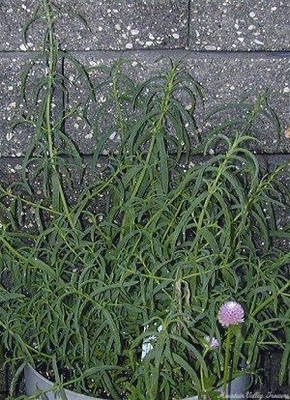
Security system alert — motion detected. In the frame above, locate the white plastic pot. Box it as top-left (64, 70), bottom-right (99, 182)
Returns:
top-left (24, 364), bottom-right (101, 400)
top-left (24, 364), bottom-right (250, 400)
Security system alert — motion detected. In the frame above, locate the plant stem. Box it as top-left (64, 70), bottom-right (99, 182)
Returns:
top-left (111, 61), bottom-right (126, 140)
top-left (119, 67), bottom-right (176, 240)
top-left (42, 0), bottom-right (75, 227)
top-left (43, 0), bottom-right (56, 165)
top-left (222, 326), bottom-right (233, 396)
top-left (200, 349), bottom-right (208, 394)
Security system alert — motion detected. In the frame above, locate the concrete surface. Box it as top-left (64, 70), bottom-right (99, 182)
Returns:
top-left (62, 50), bottom-right (290, 155)
top-left (189, 0), bottom-right (290, 51)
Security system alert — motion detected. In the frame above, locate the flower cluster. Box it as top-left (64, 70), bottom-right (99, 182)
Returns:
top-left (204, 335), bottom-right (220, 349)
top-left (218, 301), bottom-right (245, 327)
top-left (203, 302), bottom-right (244, 353)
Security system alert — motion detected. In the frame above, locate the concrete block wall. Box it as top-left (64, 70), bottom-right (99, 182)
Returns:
top-left (0, 0), bottom-right (289, 159)
top-left (0, 0), bottom-right (289, 396)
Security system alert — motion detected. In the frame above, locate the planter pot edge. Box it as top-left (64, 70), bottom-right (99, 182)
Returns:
top-left (24, 364), bottom-right (251, 400)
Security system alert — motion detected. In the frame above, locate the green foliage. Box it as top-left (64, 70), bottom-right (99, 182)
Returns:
top-left (0, 0), bottom-right (290, 399)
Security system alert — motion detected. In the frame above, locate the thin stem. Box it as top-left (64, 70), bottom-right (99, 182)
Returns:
top-left (43, 0), bottom-right (56, 165)
top-left (42, 0), bottom-right (75, 227)
top-left (119, 67), bottom-right (177, 240)
top-left (111, 62), bottom-right (126, 140)
top-left (222, 327), bottom-right (233, 396)
top-left (200, 348), bottom-right (208, 395)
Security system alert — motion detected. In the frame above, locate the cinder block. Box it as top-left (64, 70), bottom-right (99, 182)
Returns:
top-left (0, 54), bottom-right (30, 157)
top-left (0, 0), bottom-right (188, 52)
top-left (63, 51), bottom-right (290, 155)
top-left (0, 53), bottom-right (63, 157)
top-left (1, 157), bottom-right (25, 186)
top-left (2, 0), bottom-right (290, 52)
top-left (0, 0), bottom-right (40, 52)
top-left (189, 0), bottom-right (290, 51)
top-left (57, 0), bottom-right (188, 51)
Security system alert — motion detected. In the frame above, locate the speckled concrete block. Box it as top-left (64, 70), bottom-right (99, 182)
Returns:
top-left (0, 0), bottom-right (188, 52)
top-left (63, 51), bottom-right (290, 155)
top-left (0, 53), bottom-right (63, 157)
top-left (58, 0), bottom-right (189, 51)
top-left (0, 0), bottom-right (37, 52)
top-left (189, 0), bottom-right (290, 51)
top-left (2, 0), bottom-right (289, 52)
top-left (0, 54), bottom-right (29, 157)
top-left (0, 0), bottom-right (289, 158)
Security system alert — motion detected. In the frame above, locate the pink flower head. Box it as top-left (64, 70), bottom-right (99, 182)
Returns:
top-left (205, 335), bottom-right (220, 349)
top-left (218, 301), bottom-right (244, 327)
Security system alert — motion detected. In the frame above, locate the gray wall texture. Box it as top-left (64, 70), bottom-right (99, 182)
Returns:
top-left (0, 0), bottom-right (289, 159)
top-left (0, 0), bottom-right (289, 396)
